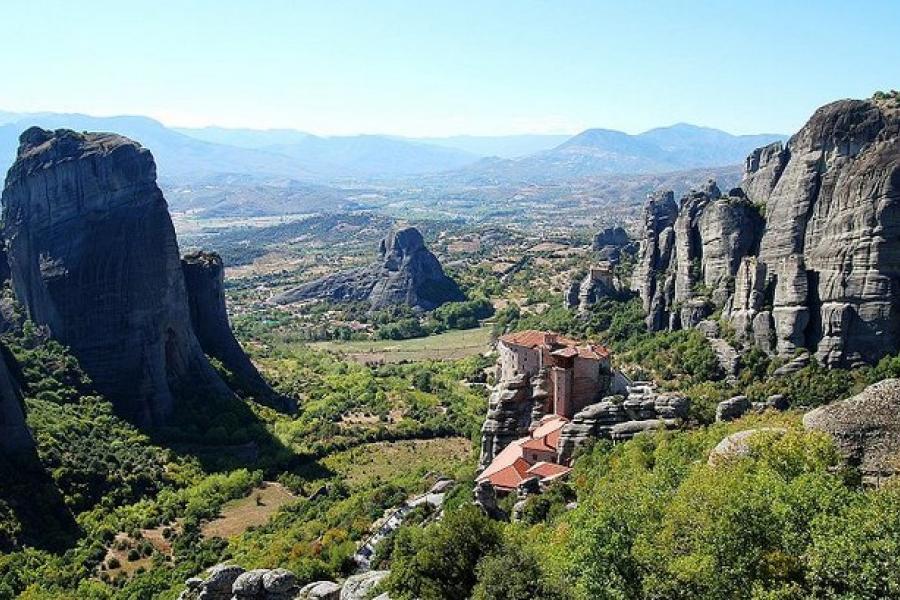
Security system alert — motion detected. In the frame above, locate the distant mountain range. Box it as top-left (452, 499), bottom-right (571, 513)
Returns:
top-left (0, 111), bottom-right (785, 185)
top-left (450, 124), bottom-right (786, 185)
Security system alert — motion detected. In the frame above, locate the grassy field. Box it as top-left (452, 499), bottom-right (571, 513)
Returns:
top-left (309, 326), bottom-right (494, 364)
top-left (200, 482), bottom-right (297, 539)
top-left (322, 437), bottom-right (475, 490)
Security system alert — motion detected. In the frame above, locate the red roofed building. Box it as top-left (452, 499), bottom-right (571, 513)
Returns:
top-left (498, 330), bottom-right (611, 419)
top-left (477, 415), bottom-right (572, 493)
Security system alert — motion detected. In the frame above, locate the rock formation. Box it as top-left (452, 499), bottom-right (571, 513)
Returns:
top-left (478, 374), bottom-right (539, 469)
top-left (182, 251), bottom-right (292, 412)
top-left (0, 343), bottom-right (33, 454)
top-left (271, 226), bottom-right (464, 311)
top-left (707, 427), bottom-right (787, 466)
top-left (557, 387), bottom-right (688, 461)
top-left (592, 226), bottom-right (634, 264)
top-left (564, 265), bottom-right (619, 311)
top-left (1, 128), bottom-right (235, 426)
top-left (179, 565), bottom-right (299, 600)
top-left (179, 565), bottom-right (390, 600)
top-left (804, 378), bottom-right (900, 483)
top-left (631, 182), bottom-right (764, 331)
top-left (629, 95), bottom-right (900, 367)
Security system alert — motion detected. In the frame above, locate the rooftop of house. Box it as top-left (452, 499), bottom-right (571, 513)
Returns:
top-left (499, 330), bottom-right (610, 359)
top-left (477, 415), bottom-right (570, 491)
top-left (526, 461), bottom-right (572, 481)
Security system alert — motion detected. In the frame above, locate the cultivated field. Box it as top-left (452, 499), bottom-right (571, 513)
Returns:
top-left (309, 326), bottom-right (494, 364)
top-left (322, 437), bottom-right (475, 489)
top-left (200, 482), bottom-right (297, 539)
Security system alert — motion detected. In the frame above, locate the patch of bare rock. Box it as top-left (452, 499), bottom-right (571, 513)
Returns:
top-left (178, 565), bottom-right (390, 600)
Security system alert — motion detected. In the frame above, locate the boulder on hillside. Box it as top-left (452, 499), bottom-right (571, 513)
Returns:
top-left (340, 570), bottom-right (390, 600)
top-left (803, 378), bottom-right (900, 482)
top-left (708, 428), bottom-right (788, 466)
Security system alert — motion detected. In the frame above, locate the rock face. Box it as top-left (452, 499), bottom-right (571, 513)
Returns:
top-left (631, 190), bottom-right (679, 331)
top-left (708, 428), bottom-right (787, 466)
top-left (339, 571), bottom-right (389, 600)
top-left (478, 374), bottom-right (537, 469)
top-left (630, 96), bottom-right (900, 367)
top-left (1, 128), bottom-right (234, 426)
top-left (178, 565), bottom-right (300, 600)
top-left (271, 227), bottom-right (464, 311)
top-left (557, 385), bottom-right (688, 462)
top-left (177, 562), bottom-right (391, 599)
top-left (592, 226), bottom-right (634, 264)
top-left (182, 251), bottom-right (291, 412)
top-left (804, 378), bottom-right (900, 482)
top-left (0, 344), bottom-right (33, 454)
top-left (631, 182), bottom-right (764, 331)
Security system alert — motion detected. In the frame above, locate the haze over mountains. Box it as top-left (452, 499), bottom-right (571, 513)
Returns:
top-left (0, 110), bottom-right (785, 187)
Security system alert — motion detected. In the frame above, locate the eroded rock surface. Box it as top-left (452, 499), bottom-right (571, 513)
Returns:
top-left (182, 251), bottom-right (291, 412)
top-left (0, 343), bottom-right (33, 454)
top-left (557, 387), bottom-right (688, 462)
top-left (804, 378), bottom-right (900, 482)
top-left (1, 127), bottom-right (233, 426)
top-left (629, 96), bottom-right (900, 368)
top-left (271, 227), bottom-right (463, 311)
top-left (478, 374), bottom-right (536, 469)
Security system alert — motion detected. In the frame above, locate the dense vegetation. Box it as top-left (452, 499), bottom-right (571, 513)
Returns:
top-left (0, 313), bottom-right (486, 599)
top-left (378, 417), bottom-right (900, 600)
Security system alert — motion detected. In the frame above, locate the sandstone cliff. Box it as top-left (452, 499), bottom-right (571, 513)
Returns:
top-left (630, 96), bottom-right (900, 367)
top-left (1, 127), bottom-right (235, 426)
top-left (182, 251), bottom-right (293, 412)
top-left (271, 226), bottom-right (464, 311)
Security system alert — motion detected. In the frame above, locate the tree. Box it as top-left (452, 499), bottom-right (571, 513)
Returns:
top-left (386, 505), bottom-right (502, 600)
top-left (472, 545), bottom-right (566, 600)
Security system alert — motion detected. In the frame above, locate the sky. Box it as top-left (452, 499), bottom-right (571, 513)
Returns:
top-left (1, 1), bottom-right (898, 137)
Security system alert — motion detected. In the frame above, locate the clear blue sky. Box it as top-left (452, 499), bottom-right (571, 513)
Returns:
top-left (1, 1), bottom-right (897, 137)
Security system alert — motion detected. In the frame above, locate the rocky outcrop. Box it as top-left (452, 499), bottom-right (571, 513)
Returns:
top-left (340, 571), bottom-right (389, 600)
top-left (631, 182), bottom-right (764, 331)
top-left (179, 565), bottom-right (299, 600)
top-left (630, 96), bottom-right (900, 368)
top-left (478, 374), bottom-right (537, 469)
top-left (557, 386), bottom-right (688, 461)
top-left (715, 395), bottom-right (751, 422)
top-left (631, 191), bottom-right (679, 330)
top-left (803, 378), bottom-right (900, 482)
top-left (1, 128), bottom-right (234, 426)
top-left (473, 480), bottom-right (504, 520)
top-left (297, 581), bottom-right (342, 600)
top-left (0, 343), bottom-right (33, 454)
top-left (565, 266), bottom-right (618, 311)
top-left (708, 428), bottom-right (787, 466)
top-left (592, 226), bottom-right (634, 264)
top-left (271, 227), bottom-right (464, 311)
top-left (182, 251), bottom-right (291, 412)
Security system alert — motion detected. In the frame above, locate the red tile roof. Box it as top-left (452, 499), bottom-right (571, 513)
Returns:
top-left (526, 461), bottom-right (572, 480)
top-left (484, 457), bottom-right (532, 491)
top-left (499, 330), bottom-right (610, 360)
top-left (499, 330), bottom-right (580, 350)
top-left (478, 415), bottom-right (570, 489)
